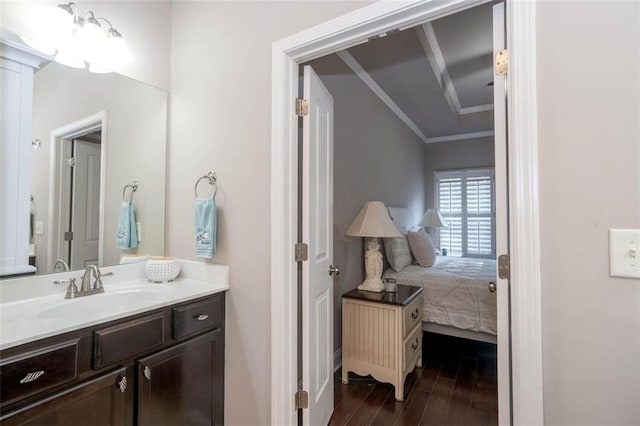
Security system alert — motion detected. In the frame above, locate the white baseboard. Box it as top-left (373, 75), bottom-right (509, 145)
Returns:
top-left (334, 347), bottom-right (342, 372)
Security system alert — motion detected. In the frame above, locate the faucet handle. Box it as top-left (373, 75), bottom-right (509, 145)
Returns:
top-left (64, 278), bottom-right (78, 299)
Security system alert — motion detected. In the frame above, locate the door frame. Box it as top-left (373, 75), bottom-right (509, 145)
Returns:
top-left (270, 1), bottom-right (543, 424)
top-left (47, 111), bottom-right (107, 271)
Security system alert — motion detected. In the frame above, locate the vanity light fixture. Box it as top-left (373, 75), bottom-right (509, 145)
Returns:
top-left (20, 2), bottom-right (134, 73)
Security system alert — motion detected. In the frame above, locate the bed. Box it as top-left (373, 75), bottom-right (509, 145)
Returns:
top-left (383, 207), bottom-right (497, 344)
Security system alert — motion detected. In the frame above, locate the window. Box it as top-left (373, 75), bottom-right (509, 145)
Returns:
top-left (435, 168), bottom-right (495, 258)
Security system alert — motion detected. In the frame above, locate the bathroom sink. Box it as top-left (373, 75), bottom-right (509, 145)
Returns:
top-left (38, 289), bottom-right (160, 319)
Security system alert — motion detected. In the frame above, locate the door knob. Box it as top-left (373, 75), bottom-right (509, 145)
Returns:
top-left (488, 281), bottom-right (497, 293)
top-left (329, 265), bottom-right (340, 276)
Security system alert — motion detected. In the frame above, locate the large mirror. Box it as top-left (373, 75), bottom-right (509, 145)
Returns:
top-left (1, 29), bottom-right (167, 276)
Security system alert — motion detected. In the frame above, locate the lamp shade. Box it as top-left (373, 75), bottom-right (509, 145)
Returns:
top-left (346, 201), bottom-right (402, 238)
top-left (420, 208), bottom-right (448, 228)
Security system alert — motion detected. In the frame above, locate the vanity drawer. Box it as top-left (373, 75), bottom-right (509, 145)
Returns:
top-left (0, 340), bottom-right (79, 406)
top-left (94, 313), bottom-right (165, 369)
top-left (403, 296), bottom-right (423, 337)
top-left (173, 295), bottom-right (223, 340)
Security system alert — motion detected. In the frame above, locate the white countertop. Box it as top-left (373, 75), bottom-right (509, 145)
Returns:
top-left (0, 260), bottom-right (229, 350)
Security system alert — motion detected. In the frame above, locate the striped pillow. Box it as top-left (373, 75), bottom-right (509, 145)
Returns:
top-left (383, 234), bottom-right (412, 272)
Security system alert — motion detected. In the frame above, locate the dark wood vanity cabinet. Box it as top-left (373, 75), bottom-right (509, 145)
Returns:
top-left (0, 293), bottom-right (225, 426)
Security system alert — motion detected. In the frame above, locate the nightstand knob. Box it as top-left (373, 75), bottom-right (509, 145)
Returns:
top-left (328, 265), bottom-right (340, 276)
top-left (411, 308), bottom-right (419, 320)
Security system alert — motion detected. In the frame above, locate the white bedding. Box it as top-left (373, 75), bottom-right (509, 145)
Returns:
top-left (383, 256), bottom-right (497, 335)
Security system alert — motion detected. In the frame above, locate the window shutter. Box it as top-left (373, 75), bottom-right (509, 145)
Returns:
top-left (466, 176), bottom-right (493, 256)
top-left (438, 178), bottom-right (463, 256)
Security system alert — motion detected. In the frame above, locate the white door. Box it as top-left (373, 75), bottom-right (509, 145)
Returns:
top-left (493, 3), bottom-right (511, 424)
top-left (302, 65), bottom-right (335, 426)
top-left (69, 140), bottom-right (101, 269)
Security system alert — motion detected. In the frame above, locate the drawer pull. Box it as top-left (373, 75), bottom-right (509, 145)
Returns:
top-left (411, 308), bottom-right (419, 320)
top-left (117, 375), bottom-right (128, 393)
top-left (194, 314), bottom-right (209, 321)
top-left (143, 366), bottom-right (152, 380)
top-left (411, 338), bottom-right (419, 351)
top-left (19, 371), bottom-right (45, 384)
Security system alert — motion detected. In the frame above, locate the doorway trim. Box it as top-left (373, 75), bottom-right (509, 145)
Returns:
top-left (270, 0), bottom-right (543, 424)
top-left (47, 111), bottom-right (107, 271)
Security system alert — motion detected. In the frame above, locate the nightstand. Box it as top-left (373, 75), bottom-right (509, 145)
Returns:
top-left (341, 285), bottom-right (424, 401)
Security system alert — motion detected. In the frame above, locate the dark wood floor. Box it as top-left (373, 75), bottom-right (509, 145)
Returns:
top-left (329, 332), bottom-right (498, 426)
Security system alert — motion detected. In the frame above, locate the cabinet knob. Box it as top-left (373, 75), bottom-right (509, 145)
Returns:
top-left (194, 314), bottom-right (209, 321)
top-left (143, 366), bottom-right (152, 380)
top-left (411, 337), bottom-right (419, 350)
top-left (411, 307), bottom-right (419, 320)
top-left (116, 375), bottom-right (127, 393)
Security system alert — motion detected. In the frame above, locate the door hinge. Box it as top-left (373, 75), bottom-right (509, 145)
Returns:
top-left (498, 254), bottom-right (510, 280)
top-left (295, 389), bottom-right (309, 410)
top-left (495, 49), bottom-right (508, 75)
top-left (295, 242), bottom-right (308, 262)
top-left (66, 157), bottom-right (76, 168)
top-left (295, 98), bottom-right (309, 117)
top-left (64, 231), bottom-right (73, 242)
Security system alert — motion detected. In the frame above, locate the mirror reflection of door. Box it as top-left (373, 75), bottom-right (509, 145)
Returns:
top-left (65, 131), bottom-right (101, 270)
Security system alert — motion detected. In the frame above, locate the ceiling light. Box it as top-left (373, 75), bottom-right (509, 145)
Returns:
top-left (55, 49), bottom-right (85, 69)
top-left (21, 3), bottom-right (133, 72)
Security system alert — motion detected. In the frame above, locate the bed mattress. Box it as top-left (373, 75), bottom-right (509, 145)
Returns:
top-left (383, 256), bottom-right (497, 335)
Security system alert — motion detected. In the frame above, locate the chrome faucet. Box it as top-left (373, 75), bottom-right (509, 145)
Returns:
top-left (80, 265), bottom-right (101, 292)
top-left (54, 259), bottom-right (70, 272)
top-left (54, 265), bottom-right (113, 299)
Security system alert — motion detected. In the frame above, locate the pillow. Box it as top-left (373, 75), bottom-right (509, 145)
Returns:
top-left (383, 234), bottom-right (412, 272)
top-left (407, 228), bottom-right (436, 267)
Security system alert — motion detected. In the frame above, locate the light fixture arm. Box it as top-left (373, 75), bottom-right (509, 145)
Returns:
top-left (96, 17), bottom-right (123, 38)
top-left (58, 2), bottom-right (79, 22)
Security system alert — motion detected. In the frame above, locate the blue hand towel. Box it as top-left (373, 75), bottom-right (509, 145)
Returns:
top-left (116, 201), bottom-right (138, 250)
top-left (195, 196), bottom-right (217, 258)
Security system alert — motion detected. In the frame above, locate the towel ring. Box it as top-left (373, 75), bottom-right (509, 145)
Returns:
top-left (123, 181), bottom-right (138, 203)
top-left (194, 171), bottom-right (217, 199)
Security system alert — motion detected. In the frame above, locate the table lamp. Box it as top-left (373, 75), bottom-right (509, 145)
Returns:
top-left (346, 201), bottom-right (402, 292)
top-left (419, 208), bottom-right (448, 248)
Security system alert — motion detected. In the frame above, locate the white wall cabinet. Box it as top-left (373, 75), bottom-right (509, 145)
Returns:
top-left (0, 40), bottom-right (45, 276)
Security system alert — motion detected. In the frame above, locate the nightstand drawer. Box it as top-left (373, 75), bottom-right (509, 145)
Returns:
top-left (403, 326), bottom-right (422, 371)
top-left (0, 340), bottom-right (79, 406)
top-left (403, 296), bottom-right (422, 337)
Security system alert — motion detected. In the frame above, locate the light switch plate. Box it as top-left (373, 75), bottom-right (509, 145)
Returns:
top-left (35, 221), bottom-right (44, 235)
top-left (609, 229), bottom-right (640, 279)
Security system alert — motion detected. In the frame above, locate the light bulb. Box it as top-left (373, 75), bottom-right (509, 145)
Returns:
top-left (89, 62), bottom-right (112, 74)
top-left (106, 31), bottom-right (134, 64)
top-left (55, 49), bottom-right (85, 69)
top-left (78, 15), bottom-right (105, 45)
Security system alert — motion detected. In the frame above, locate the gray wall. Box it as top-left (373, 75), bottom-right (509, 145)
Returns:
top-left (537, 2), bottom-right (640, 424)
top-left (309, 54), bottom-right (427, 354)
top-left (168, 3), bottom-right (371, 424)
top-left (424, 137), bottom-right (495, 208)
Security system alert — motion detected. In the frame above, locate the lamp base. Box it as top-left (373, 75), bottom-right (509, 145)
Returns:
top-left (358, 278), bottom-right (384, 293)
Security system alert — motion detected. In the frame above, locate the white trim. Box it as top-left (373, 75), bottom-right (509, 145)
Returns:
top-left (271, 0), bottom-right (543, 424)
top-left (417, 23), bottom-right (494, 116)
top-left (507, 1), bottom-right (544, 424)
top-left (47, 112), bottom-right (107, 272)
top-left (427, 129), bottom-right (494, 143)
top-left (336, 50), bottom-right (429, 143)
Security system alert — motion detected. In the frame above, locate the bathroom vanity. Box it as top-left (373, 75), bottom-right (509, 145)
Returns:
top-left (0, 261), bottom-right (228, 426)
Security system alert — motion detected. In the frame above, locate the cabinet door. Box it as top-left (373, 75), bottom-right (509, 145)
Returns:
top-left (0, 368), bottom-right (127, 426)
top-left (137, 329), bottom-right (224, 426)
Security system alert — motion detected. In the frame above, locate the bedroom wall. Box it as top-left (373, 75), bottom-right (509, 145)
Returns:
top-left (308, 54), bottom-right (428, 358)
top-left (423, 137), bottom-right (495, 208)
top-left (168, 2), bottom-right (371, 425)
top-left (537, 1), bottom-right (640, 424)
